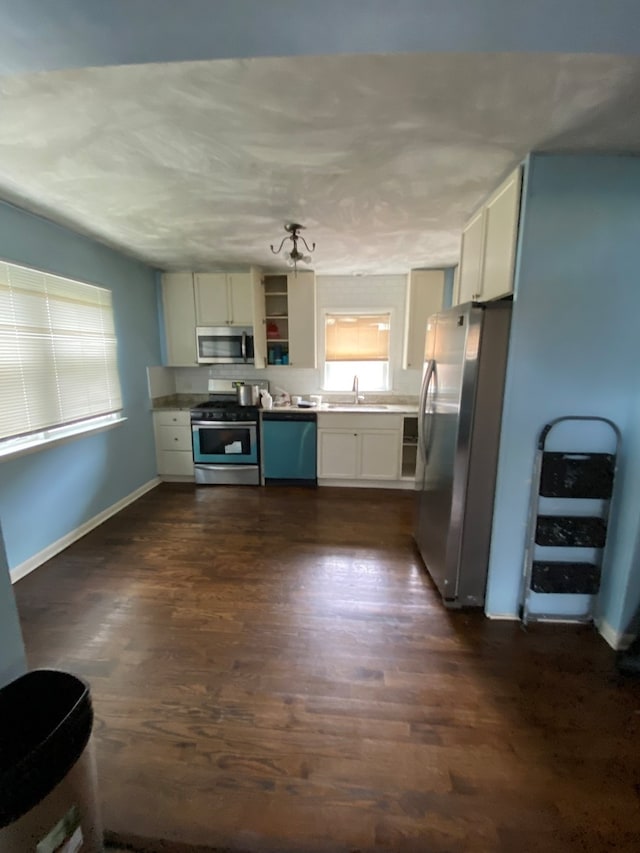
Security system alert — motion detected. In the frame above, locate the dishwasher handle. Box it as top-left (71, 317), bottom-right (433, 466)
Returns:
top-left (262, 411), bottom-right (317, 422)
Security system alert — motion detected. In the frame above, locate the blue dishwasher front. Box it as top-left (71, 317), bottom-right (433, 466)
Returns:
top-left (262, 412), bottom-right (317, 485)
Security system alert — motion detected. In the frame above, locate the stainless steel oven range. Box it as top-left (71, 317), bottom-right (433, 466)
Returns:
top-left (191, 397), bottom-right (260, 485)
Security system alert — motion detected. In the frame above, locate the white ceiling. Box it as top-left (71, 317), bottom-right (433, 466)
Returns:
top-left (1, 52), bottom-right (640, 273)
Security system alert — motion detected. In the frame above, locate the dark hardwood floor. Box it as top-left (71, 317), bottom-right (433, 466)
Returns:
top-left (14, 484), bottom-right (640, 853)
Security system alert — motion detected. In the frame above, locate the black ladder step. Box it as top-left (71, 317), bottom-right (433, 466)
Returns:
top-left (531, 561), bottom-right (601, 595)
top-left (535, 516), bottom-right (607, 547)
top-left (540, 452), bottom-right (615, 498)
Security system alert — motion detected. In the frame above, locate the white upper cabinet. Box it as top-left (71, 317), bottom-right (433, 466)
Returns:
top-left (457, 209), bottom-right (486, 304)
top-left (194, 272), bottom-right (254, 326)
top-left (455, 166), bottom-right (523, 304)
top-left (227, 273), bottom-right (254, 325)
top-left (287, 271), bottom-right (317, 369)
top-left (194, 273), bottom-right (228, 324)
top-left (161, 273), bottom-right (197, 366)
top-left (481, 168), bottom-right (522, 302)
top-left (162, 270), bottom-right (257, 366)
top-left (403, 269), bottom-right (445, 370)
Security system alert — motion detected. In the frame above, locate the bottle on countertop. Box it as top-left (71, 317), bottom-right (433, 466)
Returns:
top-left (260, 389), bottom-right (273, 410)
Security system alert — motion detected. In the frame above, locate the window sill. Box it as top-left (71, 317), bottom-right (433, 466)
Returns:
top-left (0, 414), bottom-right (127, 463)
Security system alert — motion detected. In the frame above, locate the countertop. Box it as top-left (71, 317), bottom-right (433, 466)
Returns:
top-left (150, 394), bottom-right (418, 415)
top-left (268, 404), bottom-right (418, 415)
top-left (151, 394), bottom-right (207, 411)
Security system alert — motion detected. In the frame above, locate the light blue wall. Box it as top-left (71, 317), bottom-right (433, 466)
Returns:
top-left (0, 522), bottom-right (26, 687)
top-left (0, 201), bottom-right (161, 570)
top-left (486, 154), bottom-right (640, 640)
top-left (4, 0), bottom-right (640, 76)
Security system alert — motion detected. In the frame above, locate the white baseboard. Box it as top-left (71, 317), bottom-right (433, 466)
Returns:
top-left (10, 477), bottom-right (161, 584)
top-left (485, 611), bottom-right (636, 651)
top-left (597, 618), bottom-right (636, 651)
top-left (485, 612), bottom-right (520, 620)
top-left (318, 478), bottom-right (415, 490)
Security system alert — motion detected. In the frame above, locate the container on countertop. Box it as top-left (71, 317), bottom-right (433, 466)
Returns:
top-left (260, 390), bottom-right (273, 410)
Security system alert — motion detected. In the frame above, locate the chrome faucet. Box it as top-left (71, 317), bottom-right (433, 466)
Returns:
top-left (352, 375), bottom-right (364, 405)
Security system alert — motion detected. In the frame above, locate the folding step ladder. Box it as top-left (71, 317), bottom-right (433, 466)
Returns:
top-left (520, 416), bottom-right (620, 626)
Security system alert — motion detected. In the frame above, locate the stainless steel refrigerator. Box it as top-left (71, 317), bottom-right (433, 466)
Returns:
top-left (414, 300), bottom-right (512, 608)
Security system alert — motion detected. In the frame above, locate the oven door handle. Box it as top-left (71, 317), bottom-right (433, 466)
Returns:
top-left (191, 420), bottom-right (257, 428)
top-left (194, 464), bottom-right (255, 471)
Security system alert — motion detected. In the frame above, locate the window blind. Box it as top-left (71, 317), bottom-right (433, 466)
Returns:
top-left (0, 260), bottom-right (123, 442)
top-left (325, 313), bottom-right (391, 362)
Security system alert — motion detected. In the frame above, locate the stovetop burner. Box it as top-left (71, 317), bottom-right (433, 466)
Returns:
top-left (192, 399), bottom-right (239, 411)
top-left (190, 397), bottom-right (259, 422)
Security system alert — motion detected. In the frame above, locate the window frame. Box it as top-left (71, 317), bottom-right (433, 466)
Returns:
top-left (0, 413), bottom-right (126, 462)
top-left (0, 257), bottom-right (126, 462)
top-left (320, 306), bottom-right (395, 393)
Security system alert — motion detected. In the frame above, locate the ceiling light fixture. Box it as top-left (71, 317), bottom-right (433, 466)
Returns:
top-left (270, 223), bottom-right (316, 274)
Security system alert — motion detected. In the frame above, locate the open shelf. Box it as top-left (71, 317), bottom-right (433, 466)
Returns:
top-left (264, 274), bottom-right (288, 294)
top-left (264, 274), bottom-right (291, 366)
top-left (401, 416), bottom-right (419, 479)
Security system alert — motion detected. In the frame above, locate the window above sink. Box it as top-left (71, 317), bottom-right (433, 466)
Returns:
top-left (323, 312), bottom-right (391, 392)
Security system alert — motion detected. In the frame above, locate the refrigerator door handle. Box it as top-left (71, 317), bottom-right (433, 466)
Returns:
top-left (418, 359), bottom-right (435, 463)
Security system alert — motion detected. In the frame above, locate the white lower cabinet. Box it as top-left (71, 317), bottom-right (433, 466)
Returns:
top-left (153, 410), bottom-right (194, 479)
top-left (360, 431), bottom-right (400, 479)
top-left (318, 431), bottom-right (359, 479)
top-left (317, 413), bottom-right (402, 484)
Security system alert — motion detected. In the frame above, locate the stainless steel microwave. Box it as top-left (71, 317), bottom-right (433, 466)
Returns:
top-left (195, 326), bottom-right (255, 365)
